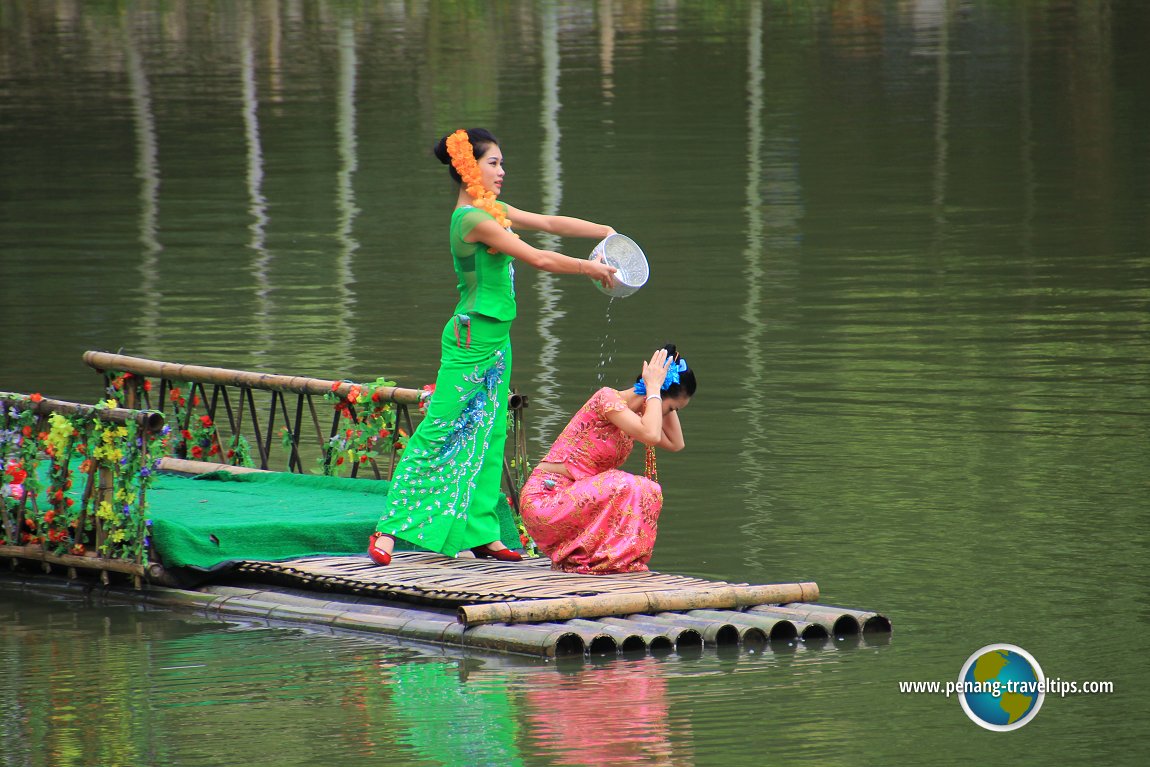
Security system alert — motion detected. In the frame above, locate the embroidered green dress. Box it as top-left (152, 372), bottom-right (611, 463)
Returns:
top-left (374, 204), bottom-right (516, 555)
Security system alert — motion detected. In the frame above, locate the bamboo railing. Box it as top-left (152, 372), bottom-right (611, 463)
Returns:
top-left (0, 392), bottom-right (167, 586)
top-left (83, 351), bottom-right (424, 479)
top-left (0, 394), bottom-right (165, 431)
top-left (81, 352), bottom-right (532, 515)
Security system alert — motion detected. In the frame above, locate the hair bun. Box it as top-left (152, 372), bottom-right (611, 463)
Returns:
top-left (433, 135), bottom-right (452, 165)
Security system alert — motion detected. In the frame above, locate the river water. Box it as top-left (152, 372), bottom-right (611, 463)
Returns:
top-left (1, 1), bottom-right (1148, 764)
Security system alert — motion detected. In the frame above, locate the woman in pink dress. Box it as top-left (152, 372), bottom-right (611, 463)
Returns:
top-left (520, 346), bottom-right (696, 574)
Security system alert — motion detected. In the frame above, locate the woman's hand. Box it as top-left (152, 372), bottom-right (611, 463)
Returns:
top-left (586, 257), bottom-right (617, 290)
top-left (641, 348), bottom-right (670, 395)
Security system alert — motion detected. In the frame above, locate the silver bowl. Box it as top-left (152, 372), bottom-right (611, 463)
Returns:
top-left (590, 233), bottom-right (649, 298)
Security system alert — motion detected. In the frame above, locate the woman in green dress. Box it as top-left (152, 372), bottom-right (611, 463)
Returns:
top-left (368, 128), bottom-right (617, 565)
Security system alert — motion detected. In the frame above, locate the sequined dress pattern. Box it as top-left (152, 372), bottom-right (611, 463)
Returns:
top-left (374, 314), bottom-right (512, 556)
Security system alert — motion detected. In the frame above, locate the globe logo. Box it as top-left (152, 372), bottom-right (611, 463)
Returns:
top-left (958, 644), bottom-right (1045, 731)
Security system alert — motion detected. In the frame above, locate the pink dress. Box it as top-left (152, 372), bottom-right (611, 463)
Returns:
top-left (520, 388), bottom-right (662, 574)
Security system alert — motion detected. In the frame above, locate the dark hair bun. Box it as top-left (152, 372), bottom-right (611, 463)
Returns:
top-left (433, 136), bottom-right (452, 166)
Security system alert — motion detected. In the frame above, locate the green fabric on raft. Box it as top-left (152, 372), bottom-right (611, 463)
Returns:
top-left (147, 469), bottom-right (519, 570)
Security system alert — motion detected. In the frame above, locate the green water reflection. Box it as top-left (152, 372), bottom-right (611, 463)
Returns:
top-left (2, 0), bottom-right (1149, 764)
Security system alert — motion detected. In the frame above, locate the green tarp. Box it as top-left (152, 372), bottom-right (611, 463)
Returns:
top-left (146, 470), bottom-right (519, 570)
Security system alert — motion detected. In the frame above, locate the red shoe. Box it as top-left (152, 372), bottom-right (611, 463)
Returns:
top-left (368, 532), bottom-right (393, 566)
top-left (471, 544), bottom-right (522, 562)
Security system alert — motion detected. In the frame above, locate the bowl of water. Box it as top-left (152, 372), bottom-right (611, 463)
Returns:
top-left (590, 233), bottom-right (649, 298)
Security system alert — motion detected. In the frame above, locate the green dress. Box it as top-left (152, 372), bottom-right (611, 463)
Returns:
top-left (375, 205), bottom-right (516, 556)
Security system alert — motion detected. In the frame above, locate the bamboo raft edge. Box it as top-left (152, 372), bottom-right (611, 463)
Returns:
top-left (1, 559), bottom-right (890, 659)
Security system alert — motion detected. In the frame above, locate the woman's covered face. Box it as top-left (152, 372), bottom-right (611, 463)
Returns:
top-left (477, 144), bottom-right (505, 196)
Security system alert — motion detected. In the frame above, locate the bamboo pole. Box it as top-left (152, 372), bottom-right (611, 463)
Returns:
top-left (564, 618), bottom-right (650, 653)
top-left (749, 603), bottom-right (891, 634)
top-left (683, 609), bottom-right (802, 641)
top-left (0, 545), bottom-right (147, 578)
top-left (82, 351), bottom-right (425, 405)
top-left (568, 618), bottom-right (675, 653)
top-left (0, 393), bottom-right (164, 430)
top-left (459, 623), bottom-right (587, 657)
top-left (457, 582), bottom-right (819, 626)
top-left (642, 613), bottom-right (744, 645)
top-left (596, 617), bottom-right (703, 650)
top-left (521, 623), bottom-right (618, 655)
top-left (748, 605), bottom-right (862, 636)
top-left (95, 463), bottom-right (113, 555)
top-left (157, 457), bottom-right (268, 475)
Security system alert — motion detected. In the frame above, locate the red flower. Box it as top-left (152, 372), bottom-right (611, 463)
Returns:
top-left (208, 445), bottom-right (220, 456)
top-left (21, 426), bottom-right (32, 437)
top-left (30, 392), bottom-right (43, 403)
top-left (181, 429), bottom-right (192, 441)
top-left (191, 445), bottom-right (204, 459)
top-left (45, 509), bottom-right (56, 524)
top-left (199, 415), bottom-right (213, 427)
top-left (169, 387), bottom-right (181, 397)
top-left (335, 456), bottom-right (344, 465)
top-left (143, 379), bottom-right (152, 392)
top-left (65, 498), bottom-right (74, 507)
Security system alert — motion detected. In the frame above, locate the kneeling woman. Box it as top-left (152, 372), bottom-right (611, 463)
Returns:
top-left (521, 346), bottom-right (696, 574)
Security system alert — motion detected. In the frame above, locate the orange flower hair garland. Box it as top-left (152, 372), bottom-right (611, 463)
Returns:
top-left (446, 129), bottom-right (517, 254)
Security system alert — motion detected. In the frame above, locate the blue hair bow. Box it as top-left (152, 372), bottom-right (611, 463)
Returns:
top-left (633, 357), bottom-right (688, 396)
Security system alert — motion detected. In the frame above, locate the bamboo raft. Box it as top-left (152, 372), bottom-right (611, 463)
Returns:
top-left (185, 553), bottom-right (889, 657)
top-left (2, 361), bottom-right (891, 659)
top-left (1, 548), bottom-right (891, 658)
